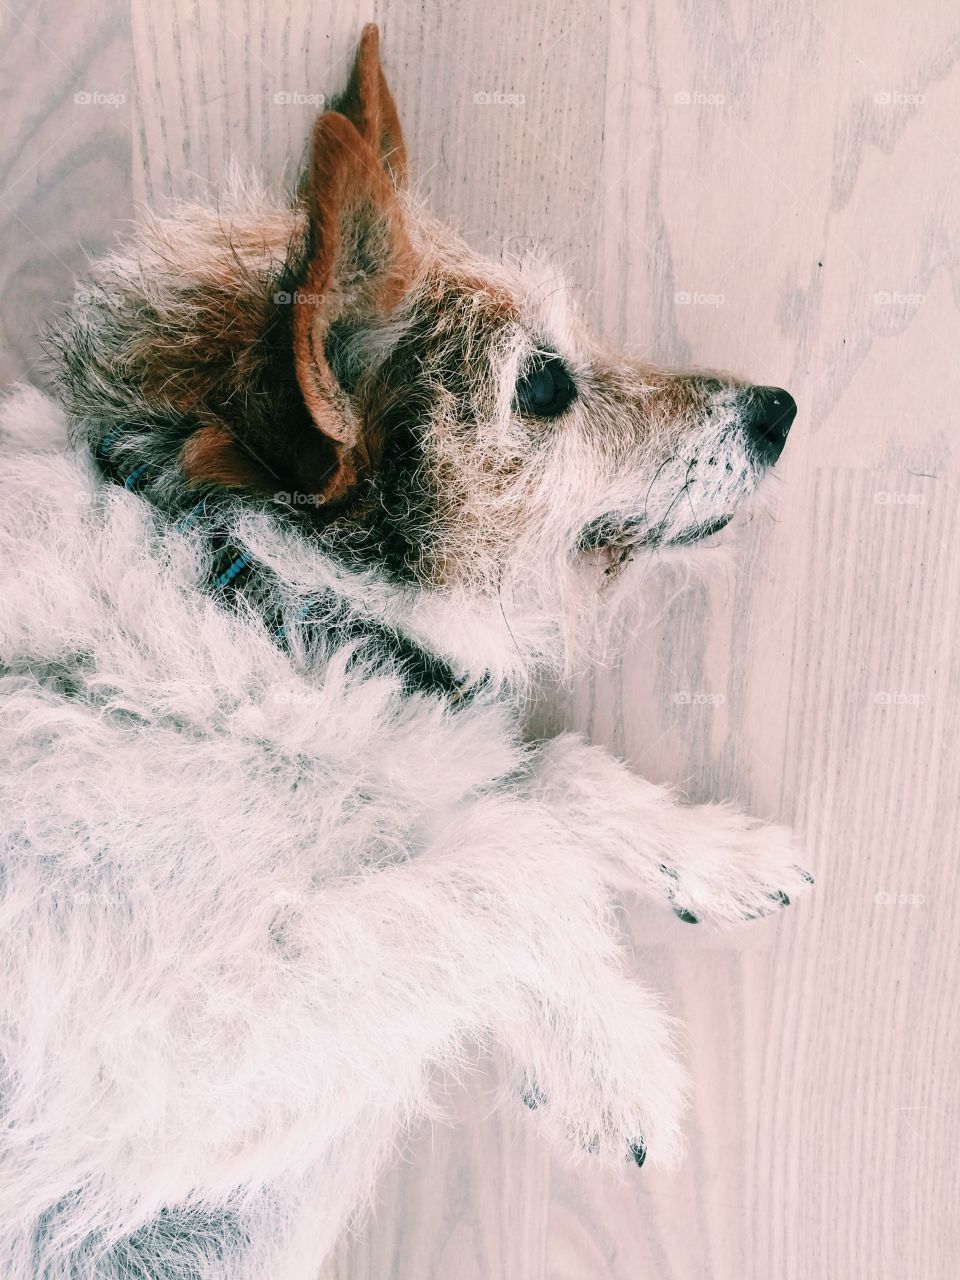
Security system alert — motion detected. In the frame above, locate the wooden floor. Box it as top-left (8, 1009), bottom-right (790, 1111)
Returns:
top-left (2, 2), bottom-right (958, 1276)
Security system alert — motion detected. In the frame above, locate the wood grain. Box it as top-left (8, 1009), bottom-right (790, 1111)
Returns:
top-left (2, 1), bottom-right (958, 1276)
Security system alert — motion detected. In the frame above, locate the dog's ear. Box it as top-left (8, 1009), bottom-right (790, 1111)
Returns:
top-left (333, 24), bottom-right (407, 188)
top-left (183, 109), bottom-right (413, 505)
top-left (288, 109), bottom-right (413, 501)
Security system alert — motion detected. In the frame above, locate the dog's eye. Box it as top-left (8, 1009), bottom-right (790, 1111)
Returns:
top-left (515, 354), bottom-right (577, 418)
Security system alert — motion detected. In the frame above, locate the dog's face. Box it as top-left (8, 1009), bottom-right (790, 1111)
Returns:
top-left (321, 238), bottom-right (796, 593)
top-left (106, 27), bottom-right (795, 632)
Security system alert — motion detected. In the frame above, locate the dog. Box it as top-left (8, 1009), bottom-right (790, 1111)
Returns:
top-left (0, 25), bottom-right (810, 1279)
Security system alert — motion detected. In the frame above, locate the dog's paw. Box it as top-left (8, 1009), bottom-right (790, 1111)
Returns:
top-left (522, 1077), bottom-right (649, 1167)
top-left (657, 806), bottom-right (814, 927)
top-left (520, 1077), bottom-right (674, 1171)
top-left (514, 984), bottom-right (688, 1171)
top-left (524, 1089), bottom-right (683, 1173)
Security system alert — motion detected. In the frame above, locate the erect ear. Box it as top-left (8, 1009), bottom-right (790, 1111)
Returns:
top-left (182, 110), bottom-right (413, 506)
top-left (332, 24), bottom-right (407, 187)
top-left (289, 110), bottom-right (413, 501)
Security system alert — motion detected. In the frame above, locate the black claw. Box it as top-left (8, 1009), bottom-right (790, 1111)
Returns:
top-left (674, 907), bottom-right (699, 924)
top-left (628, 1140), bottom-right (647, 1168)
top-left (743, 888), bottom-right (791, 921)
top-left (521, 1081), bottom-right (546, 1111)
top-left (798, 868), bottom-right (815, 885)
top-left (659, 863), bottom-right (679, 881)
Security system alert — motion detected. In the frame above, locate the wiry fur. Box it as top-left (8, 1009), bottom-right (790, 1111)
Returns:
top-left (0, 27), bottom-right (810, 1279)
top-left (53, 161), bottom-right (778, 690)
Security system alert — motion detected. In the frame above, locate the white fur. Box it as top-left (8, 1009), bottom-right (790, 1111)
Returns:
top-left (0, 379), bottom-right (808, 1278)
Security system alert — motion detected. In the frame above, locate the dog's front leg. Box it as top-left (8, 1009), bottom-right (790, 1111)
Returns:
top-left (276, 802), bottom-right (690, 1172)
top-left (519, 733), bottom-right (813, 926)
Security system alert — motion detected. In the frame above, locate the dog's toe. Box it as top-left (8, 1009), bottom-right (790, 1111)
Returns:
top-left (741, 888), bottom-right (793, 921)
top-left (662, 864), bottom-right (700, 923)
top-left (520, 1079), bottom-right (547, 1110)
top-left (627, 1139), bottom-right (647, 1168)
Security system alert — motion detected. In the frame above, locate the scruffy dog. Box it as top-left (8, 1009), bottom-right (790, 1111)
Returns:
top-left (0, 25), bottom-right (810, 1280)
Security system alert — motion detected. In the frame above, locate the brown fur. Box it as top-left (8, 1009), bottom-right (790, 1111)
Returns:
top-left (290, 112), bottom-right (413, 500)
top-left (178, 31), bottom-right (414, 505)
top-left (334, 23), bottom-right (408, 186)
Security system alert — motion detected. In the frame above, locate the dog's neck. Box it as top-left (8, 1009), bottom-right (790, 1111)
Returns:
top-left (88, 416), bottom-right (482, 703)
top-left (78, 396), bottom-right (587, 699)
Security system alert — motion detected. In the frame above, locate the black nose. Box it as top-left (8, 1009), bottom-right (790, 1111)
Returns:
top-left (744, 386), bottom-right (797, 462)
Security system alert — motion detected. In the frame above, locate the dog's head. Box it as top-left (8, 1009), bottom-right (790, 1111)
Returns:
top-left (60, 26), bottom-right (796, 673)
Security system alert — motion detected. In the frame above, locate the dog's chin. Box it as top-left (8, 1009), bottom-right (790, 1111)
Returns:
top-left (578, 511), bottom-right (736, 573)
top-left (661, 513), bottom-right (734, 546)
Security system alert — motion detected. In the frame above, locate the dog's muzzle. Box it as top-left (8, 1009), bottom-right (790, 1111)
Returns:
top-left (742, 385), bottom-right (797, 464)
